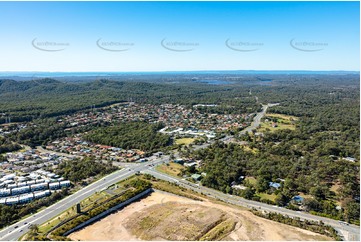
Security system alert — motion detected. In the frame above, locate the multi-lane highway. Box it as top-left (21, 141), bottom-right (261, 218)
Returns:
top-left (1, 154), bottom-right (359, 241)
top-left (0, 156), bottom-right (169, 241)
top-left (240, 103), bottom-right (279, 134)
top-left (1, 103), bottom-right (359, 241)
top-left (144, 169), bottom-right (360, 241)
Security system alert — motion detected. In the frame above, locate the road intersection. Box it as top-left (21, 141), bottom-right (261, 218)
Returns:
top-left (1, 103), bottom-right (358, 241)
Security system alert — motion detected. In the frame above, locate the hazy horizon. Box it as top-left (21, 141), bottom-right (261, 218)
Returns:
top-left (0, 1), bottom-right (359, 72)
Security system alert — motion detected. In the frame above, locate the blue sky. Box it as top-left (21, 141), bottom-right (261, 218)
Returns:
top-left (0, 1), bottom-right (359, 71)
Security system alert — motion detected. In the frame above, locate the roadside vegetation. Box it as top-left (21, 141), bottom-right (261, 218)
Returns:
top-left (55, 157), bottom-right (118, 184)
top-left (0, 159), bottom-right (117, 230)
top-left (0, 74), bottom-right (359, 233)
top-left (251, 210), bottom-right (342, 240)
top-left (24, 178), bottom-right (152, 240)
top-left (22, 174), bottom-right (338, 241)
top-left (84, 122), bottom-right (171, 153)
top-left (0, 189), bottom-right (69, 230)
top-left (188, 78), bottom-right (360, 224)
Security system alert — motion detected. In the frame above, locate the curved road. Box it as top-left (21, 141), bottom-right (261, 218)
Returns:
top-left (241, 103), bottom-right (279, 134)
top-left (1, 103), bottom-right (358, 241)
top-left (1, 155), bottom-right (359, 241)
top-left (145, 169), bottom-right (360, 241)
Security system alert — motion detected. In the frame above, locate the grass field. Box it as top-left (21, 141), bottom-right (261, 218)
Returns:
top-left (155, 162), bottom-right (185, 177)
top-left (175, 138), bottom-right (195, 145)
top-left (39, 207), bottom-right (76, 233)
top-left (267, 113), bottom-right (299, 121)
top-left (80, 191), bottom-right (111, 209)
top-left (258, 193), bottom-right (277, 202)
top-left (258, 113), bottom-right (298, 133)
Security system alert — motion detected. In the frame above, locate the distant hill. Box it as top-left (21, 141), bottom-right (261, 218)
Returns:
top-left (0, 78), bottom-right (236, 123)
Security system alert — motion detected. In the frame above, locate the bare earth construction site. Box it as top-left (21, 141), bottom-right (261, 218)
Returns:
top-left (68, 191), bottom-right (332, 241)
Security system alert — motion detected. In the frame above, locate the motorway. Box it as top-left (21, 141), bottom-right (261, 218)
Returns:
top-left (1, 103), bottom-right (359, 241)
top-left (241, 103), bottom-right (279, 134)
top-left (0, 157), bottom-right (169, 241)
top-left (144, 169), bottom-right (360, 241)
top-left (1, 156), bottom-right (359, 241)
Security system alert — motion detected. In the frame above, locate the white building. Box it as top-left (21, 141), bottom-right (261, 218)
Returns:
top-left (35, 179), bottom-right (45, 184)
top-left (7, 184), bottom-right (18, 189)
top-left (17, 182), bottom-right (28, 187)
top-left (49, 182), bottom-right (60, 190)
top-left (34, 190), bottom-right (51, 199)
top-left (30, 182), bottom-right (48, 191)
top-left (0, 188), bottom-right (11, 197)
top-left (60, 180), bottom-right (71, 187)
top-left (19, 193), bottom-right (34, 203)
top-left (12, 186), bottom-right (30, 195)
top-left (46, 173), bottom-right (56, 178)
top-left (0, 174), bottom-right (16, 182)
top-left (26, 180), bottom-right (36, 185)
top-left (5, 196), bottom-right (19, 205)
top-left (3, 180), bottom-right (15, 186)
top-left (29, 173), bottom-right (40, 180)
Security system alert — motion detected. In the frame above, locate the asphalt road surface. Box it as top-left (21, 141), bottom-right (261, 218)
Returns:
top-left (0, 156), bottom-right (169, 241)
top-left (144, 169), bottom-right (360, 241)
top-left (1, 103), bottom-right (359, 241)
top-left (240, 103), bottom-right (279, 134)
top-left (1, 155), bottom-right (359, 241)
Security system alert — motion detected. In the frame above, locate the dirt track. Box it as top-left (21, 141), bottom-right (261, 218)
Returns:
top-left (68, 191), bottom-right (332, 241)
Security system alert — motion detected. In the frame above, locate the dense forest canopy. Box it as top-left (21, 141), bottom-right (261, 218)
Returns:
top-left (0, 73), bottom-right (359, 223)
top-left (84, 122), bottom-right (171, 153)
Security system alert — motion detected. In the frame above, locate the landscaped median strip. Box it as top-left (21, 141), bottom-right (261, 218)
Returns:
top-left (47, 180), bottom-right (152, 240)
top-left (1, 168), bottom-right (132, 240)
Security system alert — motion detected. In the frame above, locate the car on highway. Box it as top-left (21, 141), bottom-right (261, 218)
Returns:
top-left (14, 226), bottom-right (18, 229)
top-left (339, 221), bottom-right (349, 225)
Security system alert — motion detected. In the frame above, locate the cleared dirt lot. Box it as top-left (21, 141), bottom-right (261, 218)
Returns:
top-left (68, 191), bottom-right (332, 241)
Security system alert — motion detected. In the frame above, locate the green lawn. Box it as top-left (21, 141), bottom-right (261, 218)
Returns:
top-left (156, 162), bottom-right (185, 177)
top-left (175, 138), bottom-right (195, 145)
top-left (258, 113), bottom-right (298, 133)
top-left (258, 193), bottom-right (277, 202)
top-left (35, 177), bottom-right (136, 236)
top-left (38, 207), bottom-right (75, 233)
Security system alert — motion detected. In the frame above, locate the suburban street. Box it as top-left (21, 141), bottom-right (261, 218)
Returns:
top-left (0, 103), bottom-right (359, 241)
top-left (0, 156), bottom-right (169, 241)
top-left (1, 153), bottom-right (359, 241)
